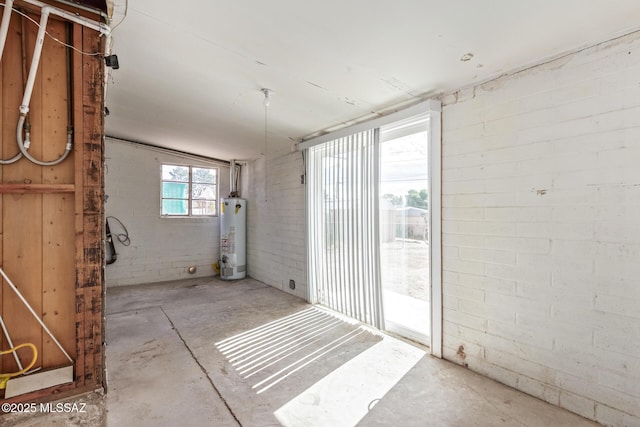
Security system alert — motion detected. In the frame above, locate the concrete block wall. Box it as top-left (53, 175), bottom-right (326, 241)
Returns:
top-left (104, 138), bottom-right (230, 286)
top-left (246, 146), bottom-right (307, 299)
top-left (440, 32), bottom-right (640, 426)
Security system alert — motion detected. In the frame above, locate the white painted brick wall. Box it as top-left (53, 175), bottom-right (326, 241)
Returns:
top-left (246, 145), bottom-right (307, 299)
top-left (104, 138), bottom-right (229, 286)
top-left (441, 31), bottom-right (640, 426)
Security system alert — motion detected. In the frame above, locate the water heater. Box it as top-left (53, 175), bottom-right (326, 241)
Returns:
top-left (220, 197), bottom-right (246, 280)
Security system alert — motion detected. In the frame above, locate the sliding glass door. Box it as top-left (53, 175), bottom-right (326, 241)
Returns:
top-left (379, 117), bottom-right (430, 344)
top-left (306, 130), bottom-right (384, 328)
top-left (303, 100), bottom-right (441, 353)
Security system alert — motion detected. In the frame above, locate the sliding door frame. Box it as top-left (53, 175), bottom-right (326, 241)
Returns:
top-left (429, 105), bottom-right (442, 358)
top-left (300, 99), bottom-right (442, 357)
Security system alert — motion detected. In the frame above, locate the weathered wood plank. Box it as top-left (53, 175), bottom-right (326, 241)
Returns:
top-left (75, 23), bottom-right (104, 390)
top-left (2, 11), bottom-right (44, 374)
top-left (41, 17), bottom-right (76, 370)
top-left (72, 21), bottom-right (86, 388)
top-left (0, 183), bottom-right (75, 193)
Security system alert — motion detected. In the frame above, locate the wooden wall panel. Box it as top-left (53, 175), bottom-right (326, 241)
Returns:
top-left (2, 195), bottom-right (43, 372)
top-left (42, 193), bottom-right (75, 368)
top-left (1, 12), bottom-right (44, 375)
top-left (41, 18), bottom-right (76, 369)
top-left (0, 10), bottom-right (22, 378)
top-left (0, 14), bottom-right (3, 375)
top-left (0, 2), bottom-right (104, 403)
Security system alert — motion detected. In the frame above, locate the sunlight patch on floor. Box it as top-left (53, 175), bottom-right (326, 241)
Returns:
top-left (215, 307), bottom-right (378, 395)
top-left (273, 336), bottom-right (426, 427)
top-left (384, 289), bottom-right (430, 345)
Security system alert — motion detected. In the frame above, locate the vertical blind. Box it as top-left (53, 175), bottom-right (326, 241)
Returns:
top-left (306, 129), bottom-right (384, 328)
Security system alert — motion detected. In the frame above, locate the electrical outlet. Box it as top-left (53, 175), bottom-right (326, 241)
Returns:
top-left (300, 174), bottom-right (305, 184)
top-left (289, 279), bottom-right (295, 290)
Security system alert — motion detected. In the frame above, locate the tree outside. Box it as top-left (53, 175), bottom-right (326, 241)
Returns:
top-left (167, 166), bottom-right (215, 199)
top-left (382, 189), bottom-right (428, 209)
top-left (406, 189), bottom-right (428, 209)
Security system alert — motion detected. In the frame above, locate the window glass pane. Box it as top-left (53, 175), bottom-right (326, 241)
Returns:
top-left (162, 199), bottom-right (188, 215)
top-left (192, 167), bottom-right (216, 184)
top-left (162, 182), bottom-right (188, 198)
top-left (161, 165), bottom-right (217, 217)
top-left (191, 200), bottom-right (216, 216)
top-left (162, 165), bottom-right (189, 182)
top-left (192, 184), bottom-right (216, 200)
top-left (379, 123), bottom-right (430, 344)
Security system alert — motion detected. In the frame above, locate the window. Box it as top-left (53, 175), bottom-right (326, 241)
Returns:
top-left (161, 164), bottom-right (217, 216)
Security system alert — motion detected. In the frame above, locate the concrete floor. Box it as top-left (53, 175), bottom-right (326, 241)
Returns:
top-left (3, 276), bottom-right (601, 426)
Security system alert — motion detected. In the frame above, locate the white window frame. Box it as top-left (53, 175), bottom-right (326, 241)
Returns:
top-left (160, 164), bottom-right (219, 217)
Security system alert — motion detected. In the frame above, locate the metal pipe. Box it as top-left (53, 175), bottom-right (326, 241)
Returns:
top-left (0, 267), bottom-right (73, 364)
top-left (16, 7), bottom-right (72, 166)
top-left (0, 0), bottom-right (14, 59)
top-left (65, 20), bottom-right (73, 154)
top-left (0, 312), bottom-right (24, 370)
top-left (17, 115), bottom-right (72, 165)
top-left (19, 0), bottom-right (109, 35)
top-left (20, 6), bottom-right (48, 113)
top-left (230, 159), bottom-right (236, 195)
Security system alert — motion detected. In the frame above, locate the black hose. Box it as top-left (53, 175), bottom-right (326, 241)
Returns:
top-left (106, 216), bottom-right (131, 246)
top-left (105, 218), bottom-right (117, 265)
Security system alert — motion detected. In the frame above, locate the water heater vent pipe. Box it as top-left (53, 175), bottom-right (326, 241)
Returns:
top-left (229, 159), bottom-right (241, 197)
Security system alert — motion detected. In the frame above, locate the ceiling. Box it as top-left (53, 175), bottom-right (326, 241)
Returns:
top-left (103, 1), bottom-right (640, 161)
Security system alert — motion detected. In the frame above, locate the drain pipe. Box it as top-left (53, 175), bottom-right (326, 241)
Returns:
top-left (0, 0), bottom-right (14, 59)
top-left (20, 8), bottom-right (49, 110)
top-left (229, 159), bottom-right (237, 197)
top-left (16, 7), bottom-right (72, 166)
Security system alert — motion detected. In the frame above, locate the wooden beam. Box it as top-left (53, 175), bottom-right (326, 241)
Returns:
top-left (0, 184), bottom-right (75, 193)
top-left (74, 22), bottom-right (104, 390)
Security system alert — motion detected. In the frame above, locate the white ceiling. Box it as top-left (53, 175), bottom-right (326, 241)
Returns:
top-left (104, 1), bottom-right (640, 161)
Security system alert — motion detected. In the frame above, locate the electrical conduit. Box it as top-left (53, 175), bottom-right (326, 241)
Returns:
top-left (0, 0), bottom-right (13, 59)
top-left (5, 0), bottom-right (110, 166)
top-left (16, 7), bottom-right (71, 166)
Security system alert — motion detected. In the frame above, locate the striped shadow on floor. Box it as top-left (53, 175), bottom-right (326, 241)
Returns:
top-left (215, 306), bottom-right (427, 427)
top-left (215, 307), bottom-right (380, 395)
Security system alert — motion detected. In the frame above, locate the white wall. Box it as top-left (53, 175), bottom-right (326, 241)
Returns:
top-left (245, 146), bottom-right (307, 299)
top-left (104, 138), bottom-right (230, 287)
top-left (440, 32), bottom-right (640, 426)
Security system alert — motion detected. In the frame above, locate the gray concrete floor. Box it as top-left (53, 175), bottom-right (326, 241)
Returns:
top-left (3, 276), bottom-right (601, 427)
